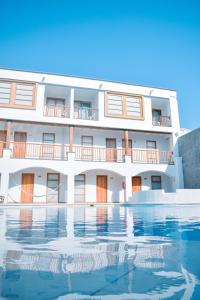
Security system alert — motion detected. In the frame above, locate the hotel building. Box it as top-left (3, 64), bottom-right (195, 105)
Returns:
top-left (0, 68), bottom-right (183, 204)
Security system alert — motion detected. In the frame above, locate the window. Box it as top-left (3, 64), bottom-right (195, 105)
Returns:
top-left (105, 92), bottom-right (143, 119)
top-left (81, 136), bottom-right (93, 160)
top-left (151, 176), bottom-right (161, 190)
top-left (0, 80), bottom-right (36, 108)
top-left (47, 98), bottom-right (65, 106)
top-left (75, 174), bottom-right (85, 203)
top-left (42, 133), bottom-right (55, 158)
top-left (47, 173), bottom-right (59, 203)
top-left (43, 133), bottom-right (55, 144)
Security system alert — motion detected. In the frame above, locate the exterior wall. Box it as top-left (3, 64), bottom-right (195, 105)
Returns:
top-left (82, 170), bottom-right (124, 203)
top-left (8, 168), bottom-right (67, 203)
top-left (0, 68), bottom-right (179, 133)
top-left (136, 171), bottom-right (175, 193)
top-left (0, 68), bottom-right (183, 204)
top-left (129, 189), bottom-right (200, 204)
top-left (178, 129), bottom-right (200, 188)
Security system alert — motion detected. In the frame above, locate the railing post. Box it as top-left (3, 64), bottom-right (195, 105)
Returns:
top-left (70, 88), bottom-right (74, 119)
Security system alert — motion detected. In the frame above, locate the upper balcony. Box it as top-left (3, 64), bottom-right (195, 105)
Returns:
top-left (43, 86), bottom-right (99, 121)
top-left (151, 97), bottom-right (172, 127)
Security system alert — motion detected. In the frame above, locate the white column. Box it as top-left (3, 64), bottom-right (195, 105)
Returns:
top-left (67, 174), bottom-right (75, 204)
top-left (98, 91), bottom-right (104, 121)
top-left (70, 88), bottom-right (74, 119)
top-left (0, 172), bottom-right (9, 203)
top-left (125, 175), bottom-right (132, 203)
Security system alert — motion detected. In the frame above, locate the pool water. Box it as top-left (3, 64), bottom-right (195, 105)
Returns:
top-left (0, 205), bottom-right (200, 300)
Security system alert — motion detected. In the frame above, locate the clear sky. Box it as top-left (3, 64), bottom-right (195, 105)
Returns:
top-left (0, 0), bottom-right (199, 129)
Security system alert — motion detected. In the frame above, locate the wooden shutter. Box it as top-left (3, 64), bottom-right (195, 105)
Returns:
top-left (0, 81), bottom-right (11, 105)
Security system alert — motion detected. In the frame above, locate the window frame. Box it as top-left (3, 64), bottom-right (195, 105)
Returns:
top-left (151, 176), bottom-right (162, 190)
top-left (0, 79), bottom-right (37, 109)
top-left (105, 91), bottom-right (144, 120)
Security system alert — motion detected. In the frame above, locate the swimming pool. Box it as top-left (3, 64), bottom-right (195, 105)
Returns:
top-left (0, 205), bottom-right (200, 299)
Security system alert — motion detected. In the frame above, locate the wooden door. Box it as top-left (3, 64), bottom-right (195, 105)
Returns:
top-left (146, 140), bottom-right (157, 163)
top-left (106, 139), bottom-right (116, 162)
top-left (132, 176), bottom-right (142, 193)
top-left (42, 133), bottom-right (55, 159)
top-left (97, 176), bottom-right (107, 203)
top-left (21, 174), bottom-right (34, 203)
top-left (14, 132), bottom-right (27, 158)
top-left (0, 130), bottom-right (6, 157)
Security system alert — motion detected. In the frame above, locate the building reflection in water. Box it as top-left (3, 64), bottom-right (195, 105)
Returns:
top-left (0, 206), bottom-right (200, 299)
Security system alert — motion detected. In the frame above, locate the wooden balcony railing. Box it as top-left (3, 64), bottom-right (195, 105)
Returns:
top-left (44, 105), bottom-right (70, 118)
top-left (10, 143), bottom-right (173, 164)
top-left (152, 116), bottom-right (171, 127)
top-left (0, 142), bottom-right (5, 157)
top-left (74, 108), bottom-right (98, 121)
top-left (73, 146), bottom-right (124, 162)
top-left (132, 149), bottom-right (174, 164)
top-left (12, 142), bottom-right (69, 160)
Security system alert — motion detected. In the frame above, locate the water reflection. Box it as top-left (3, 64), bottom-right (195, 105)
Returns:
top-left (0, 205), bottom-right (200, 299)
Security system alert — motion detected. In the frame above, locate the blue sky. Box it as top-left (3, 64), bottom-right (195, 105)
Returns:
top-left (0, 0), bottom-right (199, 129)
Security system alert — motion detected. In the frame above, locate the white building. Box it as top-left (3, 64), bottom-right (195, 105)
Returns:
top-left (0, 68), bottom-right (183, 204)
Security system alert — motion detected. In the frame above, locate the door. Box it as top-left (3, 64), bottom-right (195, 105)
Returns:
top-left (81, 136), bottom-right (93, 160)
top-left (152, 109), bottom-right (161, 126)
top-left (106, 138), bottom-right (116, 162)
top-left (146, 140), bottom-right (158, 163)
top-left (132, 176), bottom-right (142, 193)
top-left (97, 176), bottom-right (107, 203)
top-left (42, 133), bottom-right (55, 159)
top-left (47, 98), bottom-right (66, 117)
top-left (47, 173), bottom-right (59, 203)
top-left (13, 132), bottom-right (27, 158)
top-left (21, 173), bottom-right (34, 203)
top-left (0, 130), bottom-right (6, 157)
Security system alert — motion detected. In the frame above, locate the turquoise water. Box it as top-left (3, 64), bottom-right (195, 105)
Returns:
top-left (0, 205), bottom-right (200, 299)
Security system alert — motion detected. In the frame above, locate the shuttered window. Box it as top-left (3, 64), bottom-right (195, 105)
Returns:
top-left (15, 83), bottom-right (34, 106)
top-left (105, 92), bottom-right (143, 119)
top-left (0, 80), bottom-right (36, 108)
top-left (0, 81), bottom-right (12, 104)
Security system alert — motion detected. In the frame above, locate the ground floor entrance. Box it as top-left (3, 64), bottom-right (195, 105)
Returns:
top-left (21, 173), bottom-right (34, 203)
top-left (96, 175), bottom-right (108, 203)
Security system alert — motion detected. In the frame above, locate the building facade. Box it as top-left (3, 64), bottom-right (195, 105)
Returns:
top-left (178, 128), bottom-right (200, 188)
top-left (0, 68), bottom-right (183, 204)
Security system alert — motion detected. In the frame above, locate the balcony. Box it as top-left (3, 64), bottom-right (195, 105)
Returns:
top-left (74, 107), bottom-right (98, 121)
top-left (10, 142), bottom-right (173, 165)
top-left (152, 116), bottom-right (171, 127)
top-left (132, 149), bottom-right (174, 164)
top-left (11, 142), bottom-right (69, 160)
top-left (43, 105), bottom-right (70, 118)
top-left (73, 146), bottom-right (124, 162)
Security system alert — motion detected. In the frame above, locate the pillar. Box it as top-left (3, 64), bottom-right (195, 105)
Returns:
top-left (125, 175), bottom-right (132, 203)
top-left (69, 126), bottom-right (74, 152)
top-left (6, 121), bottom-right (12, 149)
top-left (67, 174), bottom-right (74, 204)
top-left (70, 88), bottom-right (74, 119)
top-left (124, 130), bottom-right (129, 155)
top-left (0, 172), bottom-right (9, 203)
top-left (66, 207), bottom-right (74, 238)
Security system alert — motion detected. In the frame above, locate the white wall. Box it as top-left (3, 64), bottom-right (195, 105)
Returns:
top-left (0, 68), bottom-right (179, 134)
top-left (136, 171), bottom-right (175, 192)
top-left (129, 189), bottom-right (200, 204)
top-left (82, 170), bottom-right (124, 203)
top-left (8, 168), bottom-right (67, 203)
